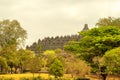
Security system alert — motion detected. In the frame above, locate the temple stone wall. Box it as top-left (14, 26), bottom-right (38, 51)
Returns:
top-left (26, 35), bottom-right (81, 53)
top-left (26, 24), bottom-right (89, 53)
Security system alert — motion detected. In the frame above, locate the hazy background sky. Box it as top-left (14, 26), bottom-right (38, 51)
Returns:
top-left (0, 0), bottom-right (120, 46)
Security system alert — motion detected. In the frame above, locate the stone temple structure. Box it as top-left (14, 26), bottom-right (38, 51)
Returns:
top-left (26, 24), bottom-right (89, 53)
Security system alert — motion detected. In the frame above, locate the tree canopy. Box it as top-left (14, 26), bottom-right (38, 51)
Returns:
top-left (96, 17), bottom-right (120, 27)
top-left (103, 47), bottom-right (120, 74)
top-left (0, 19), bottom-right (27, 73)
top-left (0, 19), bottom-right (27, 47)
top-left (64, 26), bottom-right (120, 73)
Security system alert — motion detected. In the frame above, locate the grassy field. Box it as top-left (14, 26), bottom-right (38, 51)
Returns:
top-left (0, 73), bottom-right (72, 80)
top-left (0, 73), bottom-right (49, 80)
top-left (2, 73), bottom-right (120, 80)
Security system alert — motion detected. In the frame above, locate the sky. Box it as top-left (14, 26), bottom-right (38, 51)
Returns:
top-left (0, 0), bottom-right (120, 46)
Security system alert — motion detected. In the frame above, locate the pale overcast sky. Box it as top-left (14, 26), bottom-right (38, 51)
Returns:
top-left (0, 0), bottom-right (120, 46)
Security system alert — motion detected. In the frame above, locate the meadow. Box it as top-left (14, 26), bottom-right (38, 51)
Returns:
top-left (1, 73), bottom-right (120, 80)
top-left (0, 73), bottom-right (72, 80)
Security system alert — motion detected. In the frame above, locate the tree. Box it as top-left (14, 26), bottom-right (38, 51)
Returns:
top-left (103, 47), bottom-right (120, 74)
top-left (49, 58), bottom-right (64, 78)
top-left (0, 19), bottom-right (27, 47)
top-left (0, 19), bottom-right (27, 74)
top-left (18, 49), bottom-right (34, 73)
top-left (64, 26), bottom-right (120, 78)
top-left (55, 49), bottom-right (90, 77)
top-left (0, 56), bottom-right (7, 73)
top-left (43, 50), bottom-right (56, 67)
top-left (29, 56), bottom-right (42, 78)
top-left (13, 49), bottom-right (35, 73)
top-left (0, 45), bottom-right (18, 73)
top-left (65, 58), bottom-right (89, 78)
top-left (96, 17), bottom-right (120, 27)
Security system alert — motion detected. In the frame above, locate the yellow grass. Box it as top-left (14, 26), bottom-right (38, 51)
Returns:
top-left (0, 73), bottom-right (49, 80)
top-left (0, 73), bottom-right (72, 80)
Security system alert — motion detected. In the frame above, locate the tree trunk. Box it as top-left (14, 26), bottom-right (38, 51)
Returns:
top-left (10, 67), bottom-right (12, 74)
top-left (0, 65), bottom-right (3, 74)
top-left (101, 73), bottom-right (107, 80)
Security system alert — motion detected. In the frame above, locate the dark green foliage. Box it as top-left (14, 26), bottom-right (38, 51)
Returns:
top-left (65, 26), bottom-right (120, 63)
top-left (64, 26), bottom-right (120, 76)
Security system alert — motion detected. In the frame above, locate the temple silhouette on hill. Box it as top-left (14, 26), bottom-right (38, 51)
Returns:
top-left (26, 24), bottom-right (89, 53)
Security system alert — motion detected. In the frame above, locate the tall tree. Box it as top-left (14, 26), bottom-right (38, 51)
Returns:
top-left (0, 19), bottom-right (27, 73)
top-left (96, 17), bottom-right (120, 27)
top-left (0, 19), bottom-right (27, 47)
top-left (64, 26), bottom-right (120, 77)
